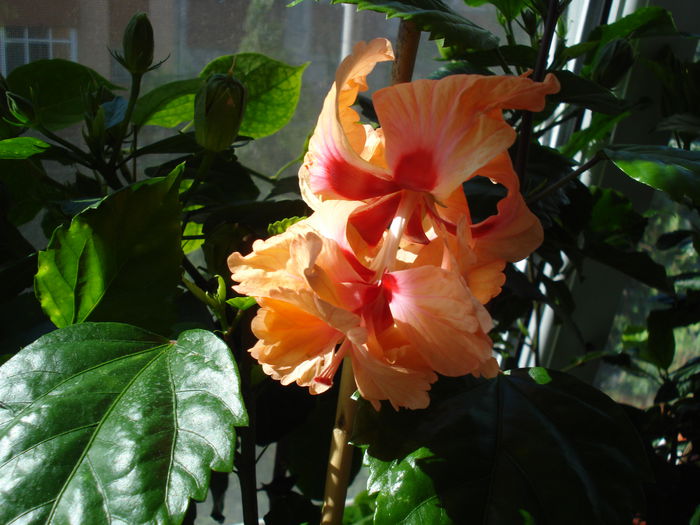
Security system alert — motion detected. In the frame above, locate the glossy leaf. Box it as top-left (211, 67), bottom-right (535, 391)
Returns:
top-left (322, 0), bottom-right (499, 49)
top-left (603, 145), bottom-right (700, 208)
top-left (133, 78), bottom-right (204, 128)
top-left (35, 168), bottom-right (183, 332)
top-left (0, 137), bottom-right (51, 159)
top-left (0, 322), bottom-right (247, 524)
top-left (200, 53), bottom-right (307, 139)
top-left (6, 59), bottom-right (119, 130)
top-left (355, 371), bottom-right (650, 525)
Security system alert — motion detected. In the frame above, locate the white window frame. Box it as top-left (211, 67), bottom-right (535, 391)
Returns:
top-left (0, 26), bottom-right (78, 76)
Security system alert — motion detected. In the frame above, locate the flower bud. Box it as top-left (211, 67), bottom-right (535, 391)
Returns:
top-left (120, 12), bottom-right (154, 75)
top-left (5, 92), bottom-right (36, 126)
top-left (194, 73), bottom-right (247, 152)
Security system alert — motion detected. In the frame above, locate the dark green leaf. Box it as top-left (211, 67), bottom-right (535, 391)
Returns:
top-left (6, 59), bottom-right (119, 130)
top-left (464, 0), bottom-right (527, 21)
top-left (132, 131), bottom-right (201, 157)
top-left (35, 168), bottom-right (183, 332)
top-left (453, 44), bottom-right (537, 68)
top-left (656, 113), bottom-right (700, 138)
top-left (0, 323), bottom-right (247, 524)
top-left (355, 371), bottom-right (649, 525)
top-left (587, 187), bottom-right (647, 248)
top-left (585, 243), bottom-right (671, 292)
top-left (132, 78), bottom-right (204, 128)
top-left (645, 310), bottom-right (676, 369)
top-left (0, 137), bottom-right (51, 159)
top-left (604, 145), bottom-right (700, 208)
top-left (550, 71), bottom-right (628, 114)
top-left (592, 6), bottom-right (678, 45)
top-left (428, 60), bottom-right (493, 79)
top-left (199, 53), bottom-right (307, 139)
top-left (325, 0), bottom-right (499, 49)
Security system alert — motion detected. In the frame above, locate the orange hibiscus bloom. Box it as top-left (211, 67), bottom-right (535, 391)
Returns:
top-left (229, 38), bottom-right (558, 409)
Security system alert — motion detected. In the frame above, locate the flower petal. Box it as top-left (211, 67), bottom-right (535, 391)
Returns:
top-left (383, 265), bottom-right (494, 376)
top-left (351, 342), bottom-right (436, 410)
top-left (299, 38), bottom-right (397, 209)
top-left (373, 73), bottom-right (560, 199)
top-left (470, 153), bottom-right (543, 262)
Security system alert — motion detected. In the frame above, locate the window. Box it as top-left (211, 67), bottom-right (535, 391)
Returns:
top-left (0, 25), bottom-right (77, 76)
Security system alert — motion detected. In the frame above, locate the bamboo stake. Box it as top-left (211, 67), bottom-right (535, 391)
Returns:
top-left (392, 20), bottom-right (421, 85)
top-left (320, 356), bottom-right (358, 525)
top-left (320, 19), bottom-right (422, 525)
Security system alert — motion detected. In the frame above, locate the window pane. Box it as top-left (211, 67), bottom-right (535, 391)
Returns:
top-left (52, 27), bottom-right (71, 40)
top-left (5, 26), bottom-right (25, 39)
top-left (29, 42), bottom-right (50, 62)
top-left (27, 26), bottom-right (49, 39)
top-left (52, 43), bottom-right (71, 60)
top-left (6, 43), bottom-right (25, 72)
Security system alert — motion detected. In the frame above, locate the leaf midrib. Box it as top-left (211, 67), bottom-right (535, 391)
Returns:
top-left (43, 341), bottom-right (171, 524)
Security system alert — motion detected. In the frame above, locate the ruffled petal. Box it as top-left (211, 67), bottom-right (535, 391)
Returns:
top-left (351, 342), bottom-right (436, 410)
top-left (382, 265), bottom-right (494, 376)
top-left (250, 298), bottom-right (343, 394)
top-left (373, 73), bottom-right (560, 199)
top-left (470, 153), bottom-right (543, 263)
top-left (299, 38), bottom-right (397, 209)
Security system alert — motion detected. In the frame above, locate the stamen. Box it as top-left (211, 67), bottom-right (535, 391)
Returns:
top-left (370, 192), bottom-right (418, 277)
top-left (314, 338), bottom-right (352, 386)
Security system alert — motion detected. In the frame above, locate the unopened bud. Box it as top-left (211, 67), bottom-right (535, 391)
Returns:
top-left (120, 12), bottom-right (154, 75)
top-left (6, 92), bottom-right (36, 126)
top-left (194, 73), bottom-right (246, 152)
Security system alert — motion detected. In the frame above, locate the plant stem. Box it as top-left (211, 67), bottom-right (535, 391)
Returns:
top-left (108, 72), bottom-right (143, 172)
top-left (181, 150), bottom-right (216, 208)
top-left (236, 349), bottom-right (259, 525)
top-left (514, 0), bottom-right (561, 183)
top-left (392, 20), bottom-right (420, 84)
top-left (321, 355), bottom-right (358, 525)
top-left (526, 154), bottom-right (602, 203)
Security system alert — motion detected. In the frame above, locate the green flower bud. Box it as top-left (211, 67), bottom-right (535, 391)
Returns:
top-left (120, 12), bottom-right (154, 75)
top-left (5, 92), bottom-right (36, 126)
top-left (194, 73), bottom-right (247, 152)
top-left (591, 39), bottom-right (634, 88)
top-left (521, 10), bottom-right (538, 37)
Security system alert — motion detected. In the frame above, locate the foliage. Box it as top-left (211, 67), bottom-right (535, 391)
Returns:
top-left (0, 3), bottom-right (698, 525)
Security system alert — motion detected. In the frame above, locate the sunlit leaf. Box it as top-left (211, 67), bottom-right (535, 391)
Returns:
top-left (35, 168), bottom-right (183, 332)
top-left (0, 137), bottom-right (51, 159)
top-left (133, 78), bottom-right (204, 128)
top-left (200, 53), bottom-right (307, 139)
top-left (0, 323), bottom-right (247, 524)
top-left (604, 145), bottom-right (700, 208)
top-left (355, 371), bottom-right (650, 525)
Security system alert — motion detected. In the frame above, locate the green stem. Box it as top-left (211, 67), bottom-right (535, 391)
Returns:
top-left (181, 150), bottom-right (216, 207)
top-left (234, 348), bottom-right (259, 525)
top-left (526, 154), bottom-right (602, 204)
top-left (272, 153), bottom-right (304, 180)
top-left (108, 72), bottom-right (143, 171)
